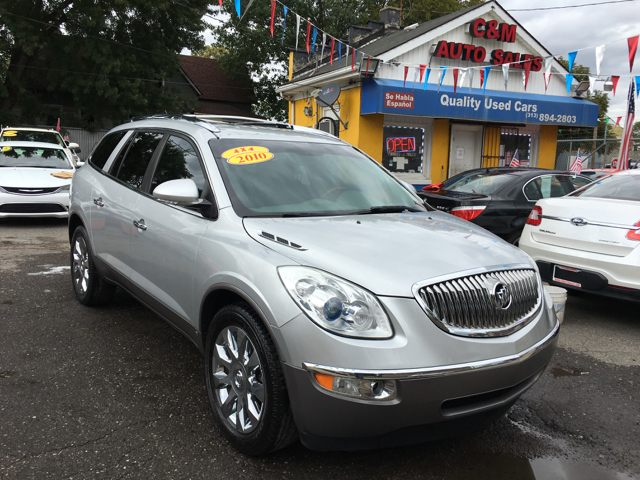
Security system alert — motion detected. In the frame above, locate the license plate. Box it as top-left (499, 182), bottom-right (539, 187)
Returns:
top-left (553, 265), bottom-right (582, 288)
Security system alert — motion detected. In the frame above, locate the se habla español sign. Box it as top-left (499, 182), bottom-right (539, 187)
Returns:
top-left (385, 92), bottom-right (414, 109)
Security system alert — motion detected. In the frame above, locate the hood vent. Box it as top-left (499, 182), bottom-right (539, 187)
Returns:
top-left (259, 231), bottom-right (307, 250)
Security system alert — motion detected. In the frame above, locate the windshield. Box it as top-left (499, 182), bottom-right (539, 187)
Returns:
top-left (0, 146), bottom-right (72, 168)
top-left (1, 130), bottom-right (65, 147)
top-left (571, 173), bottom-right (640, 201)
top-left (446, 171), bottom-right (514, 195)
top-left (209, 140), bottom-right (425, 217)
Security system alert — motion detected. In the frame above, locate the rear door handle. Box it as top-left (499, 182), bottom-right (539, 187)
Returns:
top-left (133, 219), bottom-right (147, 231)
top-left (93, 197), bottom-right (104, 207)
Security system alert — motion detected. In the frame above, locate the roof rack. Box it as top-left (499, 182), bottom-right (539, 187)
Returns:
top-left (187, 114), bottom-right (293, 130)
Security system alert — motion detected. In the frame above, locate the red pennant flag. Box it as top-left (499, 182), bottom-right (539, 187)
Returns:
top-left (480, 69), bottom-right (485, 88)
top-left (452, 68), bottom-right (459, 94)
top-left (615, 117), bottom-right (622, 127)
top-left (419, 64), bottom-right (426, 83)
top-left (366, 56), bottom-right (370, 75)
top-left (56, 118), bottom-right (60, 131)
top-left (612, 75), bottom-right (620, 96)
top-left (403, 66), bottom-right (409, 87)
top-left (218, 0), bottom-right (222, 6)
top-left (351, 49), bottom-right (355, 71)
top-left (330, 38), bottom-right (335, 64)
top-left (306, 21), bottom-right (311, 53)
top-left (628, 36), bottom-right (639, 72)
top-left (524, 61), bottom-right (532, 91)
top-left (270, 0), bottom-right (276, 36)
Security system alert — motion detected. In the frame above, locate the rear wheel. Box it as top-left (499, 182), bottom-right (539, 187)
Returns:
top-left (204, 303), bottom-right (297, 455)
top-left (508, 230), bottom-right (522, 247)
top-left (70, 226), bottom-right (116, 306)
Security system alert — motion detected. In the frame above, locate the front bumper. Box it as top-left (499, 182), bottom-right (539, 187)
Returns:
top-left (0, 193), bottom-right (70, 218)
top-left (282, 319), bottom-right (559, 450)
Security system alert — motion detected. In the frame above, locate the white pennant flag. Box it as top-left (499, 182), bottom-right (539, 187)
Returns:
top-left (502, 64), bottom-right (509, 90)
top-left (522, 70), bottom-right (526, 89)
top-left (412, 67), bottom-right (419, 89)
top-left (346, 45), bottom-right (350, 66)
top-left (595, 45), bottom-right (605, 76)
top-left (589, 75), bottom-right (597, 96)
top-left (295, 15), bottom-right (300, 50)
top-left (468, 68), bottom-right (474, 93)
top-left (544, 56), bottom-right (553, 89)
top-left (321, 32), bottom-right (326, 59)
top-left (459, 68), bottom-right (467, 89)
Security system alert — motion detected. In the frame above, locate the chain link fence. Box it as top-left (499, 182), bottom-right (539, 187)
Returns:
top-left (555, 138), bottom-right (640, 170)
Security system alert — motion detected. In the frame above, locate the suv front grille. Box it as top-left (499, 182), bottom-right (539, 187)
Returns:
top-left (416, 269), bottom-right (541, 337)
top-left (1, 186), bottom-right (60, 195)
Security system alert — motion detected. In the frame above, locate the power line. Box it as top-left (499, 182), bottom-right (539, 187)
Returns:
top-left (509, 0), bottom-right (636, 11)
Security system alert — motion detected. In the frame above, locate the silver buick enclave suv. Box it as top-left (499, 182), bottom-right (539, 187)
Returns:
top-left (68, 115), bottom-right (559, 455)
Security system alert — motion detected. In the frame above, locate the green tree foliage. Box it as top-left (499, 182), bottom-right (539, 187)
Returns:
top-left (0, 0), bottom-right (210, 129)
top-left (211, 0), bottom-right (484, 120)
top-left (556, 56), bottom-right (612, 139)
top-left (211, 0), bottom-right (387, 121)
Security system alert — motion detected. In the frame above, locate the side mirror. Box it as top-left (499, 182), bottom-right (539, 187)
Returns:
top-left (75, 161), bottom-right (85, 168)
top-left (68, 142), bottom-right (80, 151)
top-left (153, 178), bottom-right (199, 205)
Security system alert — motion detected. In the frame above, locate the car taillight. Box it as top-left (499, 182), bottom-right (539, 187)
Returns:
top-left (450, 206), bottom-right (486, 221)
top-left (526, 206), bottom-right (542, 226)
top-left (422, 183), bottom-right (443, 191)
top-left (627, 221), bottom-right (640, 241)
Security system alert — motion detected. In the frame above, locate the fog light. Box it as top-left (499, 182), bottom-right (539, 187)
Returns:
top-left (313, 372), bottom-right (396, 400)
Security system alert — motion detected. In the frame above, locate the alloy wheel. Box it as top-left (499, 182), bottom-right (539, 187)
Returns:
top-left (212, 326), bottom-right (264, 434)
top-left (72, 236), bottom-right (89, 295)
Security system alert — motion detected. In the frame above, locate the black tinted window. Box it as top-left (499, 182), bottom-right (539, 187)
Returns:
top-left (114, 132), bottom-right (163, 190)
top-left (89, 131), bottom-right (126, 170)
top-left (151, 136), bottom-right (206, 196)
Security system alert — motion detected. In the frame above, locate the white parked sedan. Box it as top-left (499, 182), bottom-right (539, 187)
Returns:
top-left (0, 142), bottom-right (75, 218)
top-left (520, 170), bottom-right (640, 301)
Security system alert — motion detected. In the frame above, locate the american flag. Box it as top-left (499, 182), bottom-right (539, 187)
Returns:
top-left (618, 78), bottom-right (635, 171)
top-left (509, 149), bottom-right (520, 167)
top-left (569, 148), bottom-right (583, 174)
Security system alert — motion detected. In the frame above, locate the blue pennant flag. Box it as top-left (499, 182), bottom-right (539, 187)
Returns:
top-left (438, 67), bottom-right (447, 92)
top-left (636, 76), bottom-right (640, 97)
top-left (311, 27), bottom-right (317, 53)
top-left (281, 6), bottom-right (288, 45)
top-left (354, 49), bottom-right (358, 62)
top-left (566, 74), bottom-right (574, 95)
top-left (423, 68), bottom-right (431, 90)
top-left (568, 51), bottom-right (578, 72)
top-left (338, 42), bottom-right (342, 66)
top-left (235, 0), bottom-right (241, 17)
top-left (483, 66), bottom-right (491, 94)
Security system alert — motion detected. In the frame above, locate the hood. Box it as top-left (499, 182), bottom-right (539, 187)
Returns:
top-left (0, 168), bottom-right (73, 188)
top-left (244, 211), bottom-right (533, 297)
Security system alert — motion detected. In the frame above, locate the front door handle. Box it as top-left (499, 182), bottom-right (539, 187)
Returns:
top-left (133, 219), bottom-right (147, 231)
top-left (93, 197), bottom-right (104, 207)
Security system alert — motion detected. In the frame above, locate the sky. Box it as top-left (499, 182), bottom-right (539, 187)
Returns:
top-left (499, 0), bottom-right (640, 119)
top-left (199, 0), bottom-right (640, 120)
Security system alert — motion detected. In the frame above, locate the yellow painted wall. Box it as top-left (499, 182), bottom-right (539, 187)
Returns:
top-left (430, 119), bottom-right (450, 183)
top-left (538, 125), bottom-right (558, 169)
top-left (290, 86), bottom-right (384, 164)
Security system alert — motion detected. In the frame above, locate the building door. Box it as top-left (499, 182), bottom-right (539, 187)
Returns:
top-left (448, 124), bottom-right (483, 178)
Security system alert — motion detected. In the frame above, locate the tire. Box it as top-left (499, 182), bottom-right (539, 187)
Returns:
top-left (70, 226), bottom-right (116, 306)
top-left (204, 303), bottom-right (297, 455)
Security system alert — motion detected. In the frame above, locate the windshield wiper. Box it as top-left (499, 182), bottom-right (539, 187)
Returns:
top-left (356, 205), bottom-right (423, 215)
top-left (281, 212), bottom-right (328, 217)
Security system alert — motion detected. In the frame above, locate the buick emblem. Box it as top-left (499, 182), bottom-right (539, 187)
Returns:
top-left (491, 282), bottom-right (512, 310)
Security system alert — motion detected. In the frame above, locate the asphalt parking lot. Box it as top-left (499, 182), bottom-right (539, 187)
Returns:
top-left (1, 218), bottom-right (639, 480)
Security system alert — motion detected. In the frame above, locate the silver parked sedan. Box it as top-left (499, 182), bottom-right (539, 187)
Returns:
top-left (68, 115), bottom-right (559, 455)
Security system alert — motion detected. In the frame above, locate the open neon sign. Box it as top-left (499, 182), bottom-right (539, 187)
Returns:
top-left (386, 137), bottom-right (416, 153)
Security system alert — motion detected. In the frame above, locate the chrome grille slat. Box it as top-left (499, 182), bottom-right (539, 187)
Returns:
top-left (418, 269), bottom-right (540, 337)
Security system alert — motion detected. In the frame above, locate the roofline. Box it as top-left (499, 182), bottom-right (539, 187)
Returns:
top-left (179, 66), bottom-right (202, 97)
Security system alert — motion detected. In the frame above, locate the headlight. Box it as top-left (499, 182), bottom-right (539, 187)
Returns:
top-left (278, 266), bottom-right (393, 339)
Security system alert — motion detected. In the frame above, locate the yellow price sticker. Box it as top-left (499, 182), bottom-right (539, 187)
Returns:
top-left (1, 146), bottom-right (11, 152)
top-left (2, 131), bottom-right (17, 137)
top-left (221, 146), bottom-right (270, 159)
top-left (227, 151), bottom-right (274, 165)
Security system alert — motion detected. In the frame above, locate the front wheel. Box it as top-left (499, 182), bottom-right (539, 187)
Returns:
top-left (70, 226), bottom-right (116, 306)
top-left (204, 303), bottom-right (297, 455)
